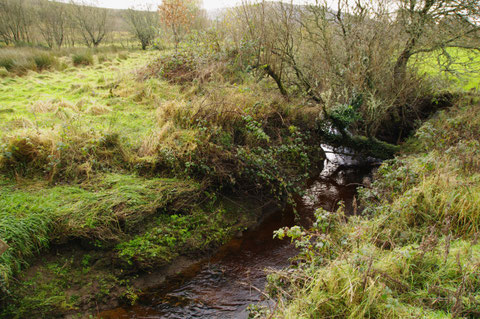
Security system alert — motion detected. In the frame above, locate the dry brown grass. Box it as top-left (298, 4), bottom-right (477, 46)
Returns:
top-left (30, 100), bottom-right (59, 114)
top-left (6, 117), bottom-right (35, 130)
top-left (30, 99), bottom-right (79, 114)
top-left (85, 104), bottom-right (111, 115)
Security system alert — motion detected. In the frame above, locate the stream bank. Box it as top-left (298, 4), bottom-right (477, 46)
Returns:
top-left (99, 155), bottom-right (377, 319)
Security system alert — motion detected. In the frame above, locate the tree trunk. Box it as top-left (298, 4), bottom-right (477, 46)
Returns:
top-left (263, 64), bottom-right (288, 98)
top-left (393, 38), bottom-right (416, 85)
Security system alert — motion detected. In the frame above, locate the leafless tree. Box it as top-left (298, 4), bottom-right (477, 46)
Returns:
top-left (0, 0), bottom-right (32, 44)
top-left (36, 0), bottom-right (68, 48)
top-left (125, 6), bottom-right (159, 50)
top-left (70, 0), bottom-right (109, 47)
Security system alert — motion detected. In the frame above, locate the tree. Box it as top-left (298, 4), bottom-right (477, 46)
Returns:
top-left (36, 0), bottom-right (68, 48)
top-left (394, 0), bottom-right (480, 83)
top-left (0, 0), bottom-right (32, 45)
top-left (70, 1), bottom-right (109, 47)
top-left (158, 0), bottom-right (200, 51)
top-left (125, 6), bottom-right (159, 50)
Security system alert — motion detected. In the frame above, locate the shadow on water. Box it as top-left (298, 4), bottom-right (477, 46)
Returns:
top-left (99, 154), bottom-right (377, 319)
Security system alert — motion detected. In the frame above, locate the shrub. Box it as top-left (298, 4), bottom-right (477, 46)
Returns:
top-left (0, 56), bottom-right (14, 71)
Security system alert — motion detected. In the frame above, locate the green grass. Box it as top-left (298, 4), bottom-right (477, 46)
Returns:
top-left (415, 48), bottom-right (480, 91)
top-left (0, 50), bottom-right (174, 145)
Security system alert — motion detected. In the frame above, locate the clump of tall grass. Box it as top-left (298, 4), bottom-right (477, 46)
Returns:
top-left (32, 52), bottom-right (56, 70)
top-left (0, 127), bottom-right (126, 181)
top-left (85, 104), bottom-right (111, 115)
top-left (72, 51), bottom-right (93, 66)
top-left (0, 48), bottom-right (58, 75)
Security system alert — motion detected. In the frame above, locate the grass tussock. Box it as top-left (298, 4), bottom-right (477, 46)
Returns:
top-left (265, 98), bottom-right (480, 319)
top-left (72, 51), bottom-right (94, 66)
top-left (85, 104), bottom-right (111, 115)
top-left (0, 128), bottom-right (127, 181)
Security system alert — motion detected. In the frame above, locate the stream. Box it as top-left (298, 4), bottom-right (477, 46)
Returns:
top-left (99, 154), bottom-right (376, 319)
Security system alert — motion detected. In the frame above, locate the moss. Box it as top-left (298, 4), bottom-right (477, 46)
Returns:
top-left (117, 206), bottom-right (241, 268)
top-left (2, 250), bottom-right (127, 319)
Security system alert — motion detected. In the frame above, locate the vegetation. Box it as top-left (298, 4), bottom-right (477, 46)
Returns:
top-left (0, 0), bottom-right (478, 317)
top-left (264, 96), bottom-right (480, 318)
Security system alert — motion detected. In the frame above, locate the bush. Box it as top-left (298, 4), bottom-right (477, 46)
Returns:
top-left (72, 52), bottom-right (93, 66)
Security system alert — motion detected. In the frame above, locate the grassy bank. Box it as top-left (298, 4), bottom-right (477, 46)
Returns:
top-left (264, 96), bottom-right (480, 318)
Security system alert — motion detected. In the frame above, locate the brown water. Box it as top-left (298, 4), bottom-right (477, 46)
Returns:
top-left (100, 160), bottom-right (375, 319)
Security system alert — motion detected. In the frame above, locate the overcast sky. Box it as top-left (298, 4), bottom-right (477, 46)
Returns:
top-left (69, 1), bottom-right (312, 11)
